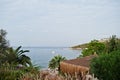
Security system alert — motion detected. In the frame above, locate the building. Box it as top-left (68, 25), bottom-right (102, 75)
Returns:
top-left (60, 55), bottom-right (96, 79)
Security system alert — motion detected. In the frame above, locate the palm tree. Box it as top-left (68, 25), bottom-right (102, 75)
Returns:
top-left (49, 55), bottom-right (66, 71)
top-left (3, 46), bottom-right (32, 67)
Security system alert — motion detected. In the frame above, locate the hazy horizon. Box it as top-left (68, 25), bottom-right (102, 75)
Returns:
top-left (0, 0), bottom-right (120, 47)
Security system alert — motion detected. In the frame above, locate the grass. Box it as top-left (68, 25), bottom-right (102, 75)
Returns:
top-left (0, 63), bottom-right (99, 80)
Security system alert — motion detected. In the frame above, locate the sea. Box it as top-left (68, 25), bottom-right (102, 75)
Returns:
top-left (22, 47), bottom-right (82, 69)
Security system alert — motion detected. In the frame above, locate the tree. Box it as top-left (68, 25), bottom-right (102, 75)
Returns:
top-left (49, 55), bottom-right (66, 71)
top-left (2, 46), bottom-right (32, 67)
top-left (0, 29), bottom-right (39, 79)
top-left (80, 40), bottom-right (105, 57)
top-left (0, 29), bottom-right (9, 53)
top-left (90, 50), bottom-right (120, 80)
top-left (105, 35), bottom-right (120, 53)
top-left (117, 39), bottom-right (120, 50)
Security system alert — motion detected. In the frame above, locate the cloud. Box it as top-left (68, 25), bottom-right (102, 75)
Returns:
top-left (0, 0), bottom-right (120, 46)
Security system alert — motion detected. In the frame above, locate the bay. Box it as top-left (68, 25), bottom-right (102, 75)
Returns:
top-left (22, 47), bottom-right (81, 68)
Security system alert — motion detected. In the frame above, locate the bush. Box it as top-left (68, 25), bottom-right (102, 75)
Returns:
top-left (78, 40), bottom-right (105, 57)
top-left (0, 64), bottom-right (23, 80)
top-left (0, 63), bottom-right (40, 80)
top-left (105, 35), bottom-right (120, 53)
top-left (90, 50), bottom-right (120, 80)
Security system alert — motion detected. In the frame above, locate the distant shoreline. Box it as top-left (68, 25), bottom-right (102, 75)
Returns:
top-left (13, 46), bottom-right (69, 49)
top-left (69, 47), bottom-right (82, 50)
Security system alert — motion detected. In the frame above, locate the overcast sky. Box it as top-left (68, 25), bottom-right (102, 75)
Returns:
top-left (0, 0), bottom-right (120, 47)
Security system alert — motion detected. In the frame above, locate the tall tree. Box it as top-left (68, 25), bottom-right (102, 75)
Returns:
top-left (106, 35), bottom-right (119, 53)
top-left (0, 29), bottom-right (9, 53)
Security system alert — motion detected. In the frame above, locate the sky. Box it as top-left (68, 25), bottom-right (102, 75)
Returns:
top-left (0, 0), bottom-right (120, 47)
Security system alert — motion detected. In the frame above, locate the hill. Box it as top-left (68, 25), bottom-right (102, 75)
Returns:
top-left (71, 43), bottom-right (88, 49)
top-left (71, 38), bottom-right (110, 49)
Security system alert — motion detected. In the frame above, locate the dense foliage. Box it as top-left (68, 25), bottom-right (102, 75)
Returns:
top-left (78, 35), bottom-right (120, 57)
top-left (0, 29), bottom-right (39, 79)
top-left (90, 35), bottom-right (120, 80)
top-left (78, 40), bottom-right (105, 57)
top-left (76, 35), bottom-right (120, 79)
top-left (90, 50), bottom-right (120, 80)
top-left (105, 35), bottom-right (120, 53)
top-left (0, 63), bottom-right (23, 80)
top-left (1, 46), bottom-right (32, 67)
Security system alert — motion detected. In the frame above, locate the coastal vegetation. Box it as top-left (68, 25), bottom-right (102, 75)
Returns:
top-left (90, 50), bottom-right (120, 80)
top-left (90, 35), bottom-right (120, 80)
top-left (1, 28), bottom-right (120, 80)
top-left (77, 35), bottom-right (120, 57)
top-left (105, 35), bottom-right (120, 53)
top-left (49, 55), bottom-right (66, 71)
top-left (80, 40), bottom-right (105, 57)
top-left (76, 35), bottom-right (120, 80)
top-left (0, 29), bottom-right (40, 80)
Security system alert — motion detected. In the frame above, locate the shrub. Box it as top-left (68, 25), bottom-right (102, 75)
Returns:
top-left (78, 40), bottom-right (105, 57)
top-left (90, 50), bottom-right (120, 80)
top-left (0, 64), bottom-right (23, 80)
top-left (105, 35), bottom-right (120, 53)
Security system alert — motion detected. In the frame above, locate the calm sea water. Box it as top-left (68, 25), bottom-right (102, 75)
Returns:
top-left (22, 47), bottom-right (81, 68)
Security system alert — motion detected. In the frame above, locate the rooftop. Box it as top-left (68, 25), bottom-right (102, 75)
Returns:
top-left (62, 55), bottom-right (96, 68)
